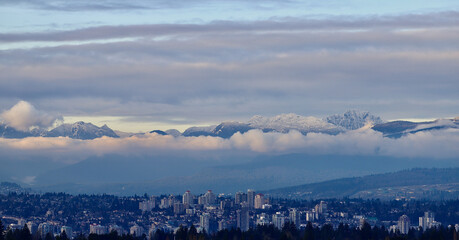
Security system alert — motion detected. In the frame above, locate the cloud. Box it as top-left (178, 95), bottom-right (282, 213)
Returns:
top-left (2, 12), bottom-right (459, 43)
top-left (0, 12), bottom-right (458, 125)
top-left (0, 128), bottom-right (457, 162)
top-left (0, 101), bottom-right (62, 131)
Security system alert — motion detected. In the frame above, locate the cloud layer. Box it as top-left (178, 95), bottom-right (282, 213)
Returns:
top-left (0, 12), bottom-right (458, 129)
top-left (1, 128), bottom-right (458, 162)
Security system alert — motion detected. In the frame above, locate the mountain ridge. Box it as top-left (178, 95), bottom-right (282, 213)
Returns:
top-left (0, 121), bottom-right (119, 139)
top-left (265, 168), bottom-right (459, 199)
top-left (1, 110), bottom-right (457, 139)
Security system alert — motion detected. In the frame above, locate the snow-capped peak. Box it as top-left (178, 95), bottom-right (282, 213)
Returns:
top-left (248, 113), bottom-right (343, 134)
top-left (326, 110), bottom-right (383, 130)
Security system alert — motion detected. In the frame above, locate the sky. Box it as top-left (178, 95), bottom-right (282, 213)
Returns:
top-left (1, 0), bottom-right (459, 132)
top-left (1, 1), bottom-right (459, 188)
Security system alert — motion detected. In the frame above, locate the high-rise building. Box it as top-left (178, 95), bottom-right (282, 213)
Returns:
top-left (247, 189), bottom-right (255, 209)
top-left (198, 195), bottom-right (207, 205)
top-left (160, 197), bottom-right (170, 209)
top-left (174, 203), bottom-right (185, 214)
top-left (272, 212), bottom-right (286, 229)
top-left (204, 190), bottom-right (216, 205)
top-left (289, 209), bottom-right (301, 227)
top-left (168, 195), bottom-right (176, 206)
top-left (61, 226), bottom-right (73, 239)
top-left (319, 201), bottom-right (327, 214)
top-left (218, 220), bottom-right (228, 231)
top-left (305, 210), bottom-right (317, 222)
top-left (419, 211), bottom-right (438, 231)
top-left (38, 223), bottom-right (53, 238)
top-left (200, 213), bottom-right (210, 232)
top-left (90, 224), bottom-right (107, 235)
top-left (237, 204), bottom-right (250, 231)
top-left (130, 225), bottom-right (144, 237)
top-left (256, 213), bottom-right (270, 226)
top-left (220, 199), bottom-right (233, 210)
top-left (109, 225), bottom-right (124, 235)
top-left (139, 197), bottom-right (156, 212)
top-left (235, 192), bottom-right (247, 205)
top-left (398, 215), bottom-right (410, 234)
top-left (182, 190), bottom-right (193, 206)
top-left (27, 222), bottom-right (38, 234)
top-left (254, 194), bottom-right (265, 209)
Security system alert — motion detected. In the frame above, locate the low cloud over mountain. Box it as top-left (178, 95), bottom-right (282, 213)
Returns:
top-left (0, 101), bottom-right (457, 193)
top-left (0, 101), bottom-right (62, 131)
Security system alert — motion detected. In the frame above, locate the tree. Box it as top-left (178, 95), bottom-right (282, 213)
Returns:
top-left (44, 232), bottom-right (54, 240)
top-left (175, 225), bottom-right (188, 240)
top-left (20, 225), bottom-right (32, 240)
top-left (281, 222), bottom-right (298, 240)
top-left (74, 233), bottom-right (86, 240)
top-left (5, 230), bottom-right (14, 240)
top-left (303, 222), bottom-right (315, 240)
top-left (320, 224), bottom-right (334, 240)
top-left (188, 225), bottom-right (198, 240)
top-left (0, 219), bottom-right (4, 240)
top-left (59, 231), bottom-right (69, 240)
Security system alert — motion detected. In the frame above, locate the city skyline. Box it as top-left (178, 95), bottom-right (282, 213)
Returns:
top-left (0, 3), bottom-right (458, 235)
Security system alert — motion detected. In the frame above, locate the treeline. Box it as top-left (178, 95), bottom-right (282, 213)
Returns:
top-left (1, 220), bottom-right (458, 240)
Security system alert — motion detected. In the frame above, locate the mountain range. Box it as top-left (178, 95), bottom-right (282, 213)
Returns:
top-left (170, 111), bottom-right (457, 139)
top-left (0, 110), bottom-right (457, 140)
top-left (0, 121), bottom-right (119, 139)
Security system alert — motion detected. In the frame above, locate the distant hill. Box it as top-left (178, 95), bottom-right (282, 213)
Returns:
top-left (28, 153), bottom-right (459, 196)
top-left (0, 182), bottom-right (31, 195)
top-left (150, 130), bottom-right (168, 135)
top-left (266, 168), bottom-right (459, 200)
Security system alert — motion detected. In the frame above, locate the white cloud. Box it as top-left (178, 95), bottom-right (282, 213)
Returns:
top-left (0, 101), bottom-right (62, 131)
top-left (0, 128), bottom-right (457, 162)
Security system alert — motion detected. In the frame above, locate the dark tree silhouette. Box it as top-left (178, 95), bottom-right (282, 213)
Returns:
top-left (0, 219), bottom-right (4, 240)
top-left (20, 225), bottom-right (32, 240)
top-left (303, 222), bottom-right (315, 240)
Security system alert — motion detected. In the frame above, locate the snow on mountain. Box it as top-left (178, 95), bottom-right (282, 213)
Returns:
top-left (326, 110), bottom-right (383, 130)
top-left (114, 130), bottom-right (143, 138)
top-left (182, 125), bottom-right (216, 137)
top-left (165, 129), bottom-right (181, 137)
top-left (182, 122), bottom-right (253, 138)
top-left (0, 123), bottom-right (32, 138)
top-left (181, 113), bottom-right (352, 138)
top-left (248, 113), bottom-right (344, 134)
top-left (46, 121), bottom-right (119, 139)
top-left (212, 121), bottom-right (253, 138)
